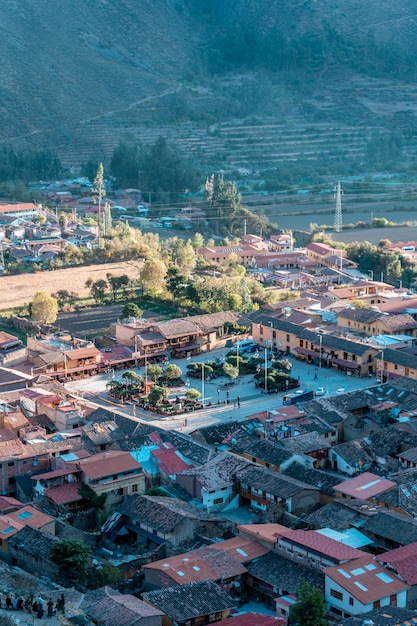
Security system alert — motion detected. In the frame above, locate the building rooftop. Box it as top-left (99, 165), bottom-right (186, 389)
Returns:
top-left (334, 472), bottom-right (396, 500)
top-left (142, 579), bottom-right (236, 622)
top-left (377, 542), bottom-right (417, 585)
top-left (278, 529), bottom-right (366, 562)
top-left (77, 450), bottom-right (142, 480)
top-left (325, 556), bottom-right (409, 604)
top-left (247, 551), bottom-right (324, 594)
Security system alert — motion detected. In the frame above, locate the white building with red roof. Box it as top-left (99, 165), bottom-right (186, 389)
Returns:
top-left (325, 556), bottom-right (409, 619)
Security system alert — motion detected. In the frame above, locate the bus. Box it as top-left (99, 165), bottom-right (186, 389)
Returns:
top-left (283, 389), bottom-right (315, 406)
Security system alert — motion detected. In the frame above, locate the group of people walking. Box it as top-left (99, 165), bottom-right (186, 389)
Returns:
top-left (1, 592), bottom-right (65, 619)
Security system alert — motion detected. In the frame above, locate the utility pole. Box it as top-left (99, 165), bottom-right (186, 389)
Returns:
top-left (243, 220), bottom-right (247, 236)
top-left (334, 181), bottom-right (343, 233)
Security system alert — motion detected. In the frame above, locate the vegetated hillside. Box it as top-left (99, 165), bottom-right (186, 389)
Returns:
top-left (3, 0), bottom-right (417, 173)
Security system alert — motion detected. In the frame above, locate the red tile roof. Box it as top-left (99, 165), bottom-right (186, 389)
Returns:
top-left (4, 505), bottom-right (54, 532)
top-left (238, 523), bottom-right (292, 545)
top-left (334, 472), bottom-right (396, 500)
top-left (0, 496), bottom-right (22, 512)
top-left (150, 446), bottom-right (192, 475)
top-left (377, 542), bottom-right (417, 585)
top-left (279, 530), bottom-right (365, 562)
top-left (325, 556), bottom-right (409, 604)
top-left (46, 483), bottom-right (83, 505)
top-left (143, 545), bottom-right (247, 585)
top-left (78, 450), bottom-right (142, 480)
top-left (214, 537), bottom-right (269, 562)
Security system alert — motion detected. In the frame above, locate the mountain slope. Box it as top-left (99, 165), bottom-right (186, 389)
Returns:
top-left (2, 0), bottom-right (417, 170)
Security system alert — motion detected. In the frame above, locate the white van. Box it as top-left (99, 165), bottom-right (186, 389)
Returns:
top-left (234, 339), bottom-right (256, 350)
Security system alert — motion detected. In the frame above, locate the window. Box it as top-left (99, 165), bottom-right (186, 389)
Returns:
top-left (117, 487), bottom-right (123, 495)
top-left (349, 597), bottom-right (354, 606)
top-left (213, 497), bottom-right (223, 505)
top-left (390, 594), bottom-right (397, 606)
top-left (286, 334), bottom-right (290, 342)
top-left (373, 600), bottom-right (380, 609)
top-left (7, 462), bottom-right (14, 467)
top-left (131, 484), bottom-right (138, 493)
top-left (330, 589), bottom-right (343, 601)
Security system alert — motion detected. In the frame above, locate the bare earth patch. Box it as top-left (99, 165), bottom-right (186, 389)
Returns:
top-left (3, 262), bottom-right (140, 310)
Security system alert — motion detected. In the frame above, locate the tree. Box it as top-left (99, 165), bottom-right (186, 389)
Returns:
top-left (78, 484), bottom-right (106, 510)
top-left (173, 240), bottom-right (196, 272)
top-left (58, 212), bottom-right (68, 235)
top-left (31, 291), bottom-right (58, 324)
top-left (186, 388), bottom-right (201, 400)
top-left (90, 279), bottom-right (108, 304)
top-left (54, 289), bottom-right (78, 311)
top-left (122, 370), bottom-right (143, 387)
top-left (289, 581), bottom-right (326, 626)
top-left (206, 174), bottom-right (242, 235)
top-left (140, 258), bottom-right (167, 296)
top-left (164, 364), bottom-right (182, 380)
top-left (49, 539), bottom-right (91, 579)
top-left (223, 362), bottom-right (239, 379)
top-left (147, 364), bottom-right (163, 382)
top-left (192, 232), bottom-right (204, 248)
top-left (147, 385), bottom-right (168, 406)
top-left (91, 162), bottom-right (106, 246)
top-left (110, 141), bottom-right (141, 188)
top-left (122, 302), bottom-right (143, 319)
top-left (141, 137), bottom-right (197, 203)
top-left (103, 202), bottom-right (112, 235)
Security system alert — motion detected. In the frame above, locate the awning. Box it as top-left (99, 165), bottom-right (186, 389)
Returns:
top-left (332, 358), bottom-right (360, 369)
top-left (294, 347), bottom-right (317, 357)
top-left (172, 343), bottom-right (200, 353)
top-left (143, 350), bottom-right (167, 358)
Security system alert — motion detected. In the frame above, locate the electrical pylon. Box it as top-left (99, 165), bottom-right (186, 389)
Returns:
top-left (334, 181), bottom-right (343, 232)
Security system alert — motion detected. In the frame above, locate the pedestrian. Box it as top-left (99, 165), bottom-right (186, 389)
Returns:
top-left (37, 603), bottom-right (44, 619)
top-left (237, 395), bottom-right (241, 408)
top-left (314, 372), bottom-right (318, 381)
top-left (6, 596), bottom-right (12, 610)
top-left (47, 598), bottom-right (54, 618)
top-left (12, 597), bottom-right (18, 610)
top-left (17, 597), bottom-right (23, 611)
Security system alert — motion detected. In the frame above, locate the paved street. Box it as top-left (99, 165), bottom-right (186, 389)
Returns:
top-left (65, 346), bottom-right (378, 434)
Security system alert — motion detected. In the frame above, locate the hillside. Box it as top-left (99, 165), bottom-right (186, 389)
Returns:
top-left (3, 0), bottom-right (417, 173)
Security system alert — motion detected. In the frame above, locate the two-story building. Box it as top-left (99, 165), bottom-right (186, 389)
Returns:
top-left (338, 308), bottom-right (417, 338)
top-left (75, 451), bottom-right (145, 506)
top-left (325, 556), bottom-right (409, 620)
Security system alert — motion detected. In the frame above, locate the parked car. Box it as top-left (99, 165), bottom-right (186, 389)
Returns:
top-left (315, 387), bottom-right (326, 396)
top-left (336, 388), bottom-right (346, 394)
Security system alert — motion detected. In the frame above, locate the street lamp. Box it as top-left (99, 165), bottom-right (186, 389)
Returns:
top-left (236, 343), bottom-right (239, 377)
top-left (379, 348), bottom-right (385, 383)
top-left (201, 362), bottom-right (205, 408)
top-left (318, 334), bottom-right (323, 370)
top-left (264, 347), bottom-right (268, 392)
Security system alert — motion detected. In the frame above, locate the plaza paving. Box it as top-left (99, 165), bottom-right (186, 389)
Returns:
top-left (65, 346), bottom-right (378, 434)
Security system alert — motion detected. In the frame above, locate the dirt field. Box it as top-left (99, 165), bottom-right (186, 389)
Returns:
top-left (3, 261), bottom-right (141, 310)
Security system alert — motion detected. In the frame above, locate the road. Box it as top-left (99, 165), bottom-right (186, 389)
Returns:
top-left (65, 349), bottom-right (377, 434)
